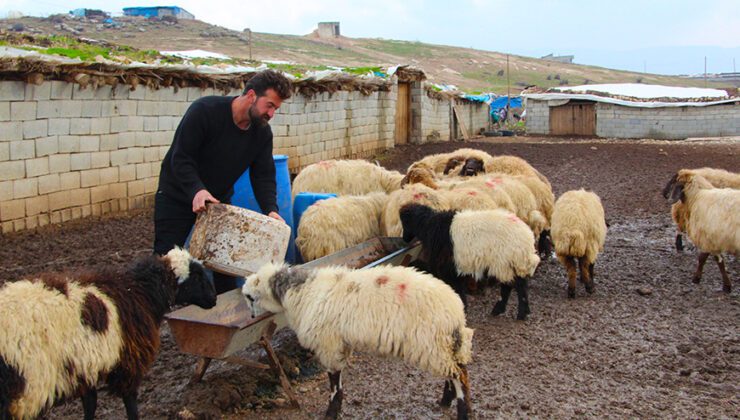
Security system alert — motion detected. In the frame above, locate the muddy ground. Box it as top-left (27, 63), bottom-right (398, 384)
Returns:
top-left (1, 136), bottom-right (738, 419)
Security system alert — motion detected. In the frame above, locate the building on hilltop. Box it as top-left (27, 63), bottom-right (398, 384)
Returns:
top-left (317, 22), bottom-right (340, 38)
top-left (540, 53), bottom-right (574, 64)
top-left (122, 6), bottom-right (194, 20)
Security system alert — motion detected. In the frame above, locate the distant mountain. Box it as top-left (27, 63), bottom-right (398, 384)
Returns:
top-left (2, 15), bottom-right (733, 94)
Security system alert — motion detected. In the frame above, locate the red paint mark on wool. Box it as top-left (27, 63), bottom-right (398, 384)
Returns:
top-left (318, 160), bottom-right (335, 169)
top-left (508, 214), bottom-right (521, 223)
top-left (376, 275), bottom-right (389, 286)
top-left (485, 178), bottom-right (502, 188)
top-left (397, 283), bottom-right (407, 302)
top-left (412, 193), bottom-right (426, 200)
top-left (467, 190), bottom-right (477, 196)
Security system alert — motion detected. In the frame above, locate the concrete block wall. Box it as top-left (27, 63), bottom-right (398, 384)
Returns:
top-left (0, 80), bottom-right (199, 233)
top-left (523, 99), bottom-right (550, 135)
top-left (596, 102), bottom-right (740, 139)
top-left (0, 80), bottom-right (398, 233)
top-left (270, 89), bottom-right (396, 172)
top-left (421, 94), bottom-right (451, 142)
top-left (419, 95), bottom-right (489, 142)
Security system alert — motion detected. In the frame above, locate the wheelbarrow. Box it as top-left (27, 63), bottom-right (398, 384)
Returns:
top-left (165, 237), bottom-right (421, 408)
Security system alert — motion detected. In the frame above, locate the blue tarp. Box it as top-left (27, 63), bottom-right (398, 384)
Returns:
top-left (490, 96), bottom-right (522, 111)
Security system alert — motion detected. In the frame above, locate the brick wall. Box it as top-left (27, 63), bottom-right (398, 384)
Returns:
top-left (523, 99), bottom-right (550, 135)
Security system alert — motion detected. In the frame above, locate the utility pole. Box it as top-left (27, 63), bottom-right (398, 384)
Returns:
top-left (249, 29), bottom-right (252, 61)
top-left (506, 54), bottom-right (511, 128)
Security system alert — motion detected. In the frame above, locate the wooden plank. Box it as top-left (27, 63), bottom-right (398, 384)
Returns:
top-left (453, 106), bottom-right (471, 140)
top-left (549, 104), bottom-right (573, 135)
top-left (394, 82), bottom-right (410, 145)
top-left (574, 103), bottom-right (596, 135)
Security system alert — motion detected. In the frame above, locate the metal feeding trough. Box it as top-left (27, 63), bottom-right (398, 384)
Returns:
top-left (165, 237), bottom-right (421, 408)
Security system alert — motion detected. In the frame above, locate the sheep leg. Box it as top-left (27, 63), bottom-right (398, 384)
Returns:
top-left (439, 380), bottom-right (455, 407)
top-left (324, 370), bottom-right (343, 419)
top-left (564, 256), bottom-right (578, 298)
top-left (692, 252), bottom-right (710, 284)
top-left (121, 390), bottom-right (139, 420)
top-left (579, 257), bottom-right (595, 294)
top-left (513, 277), bottom-right (531, 320)
top-left (538, 229), bottom-right (553, 258)
top-left (714, 255), bottom-right (732, 293)
top-left (675, 232), bottom-right (684, 252)
top-left (81, 388), bottom-right (97, 420)
top-left (491, 283), bottom-right (512, 316)
top-left (452, 367), bottom-right (472, 420)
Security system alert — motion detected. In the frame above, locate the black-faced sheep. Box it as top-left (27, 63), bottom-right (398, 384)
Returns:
top-left (242, 263), bottom-right (474, 419)
top-left (550, 189), bottom-right (607, 298)
top-left (664, 171), bottom-right (739, 293)
top-left (291, 159), bottom-right (404, 198)
top-left (0, 248), bottom-right (217, 420)
top-left (662, 167), bottom-right (740, 251)
top-left (400, 203), bottom-right (540, 320)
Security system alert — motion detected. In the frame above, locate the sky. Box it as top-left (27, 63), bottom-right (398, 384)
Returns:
top-left (1, 0), bottom-right (739, 75)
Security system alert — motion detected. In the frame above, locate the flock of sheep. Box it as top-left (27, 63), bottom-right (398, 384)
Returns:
top-left (1, 146), bottom-right (737, 420)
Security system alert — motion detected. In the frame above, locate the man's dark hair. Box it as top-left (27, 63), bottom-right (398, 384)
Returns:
top-left (243, 69), bottom-right (292, 100)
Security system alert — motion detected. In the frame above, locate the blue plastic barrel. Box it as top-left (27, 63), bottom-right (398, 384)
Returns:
top-left (292, 192), bottom-right (337, 263)
top-left (231, 155), bottom-right (295, 263)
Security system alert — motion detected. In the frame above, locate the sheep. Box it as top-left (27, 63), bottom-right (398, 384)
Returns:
top-left (400, 203), bottom-right (540, 320)
top-left (295, 192), bottom-right (389, 262)
top-left (448, 176), bottom-right (517, 214)
top-left (664, 171), bottom-right (740, 293)
top-left (400, 161), bottom-right (440, 189)
top-left (662, 167), bottom-right (740, 251)
top-left (242, 263), bottom-right (474, 419)
top-left (291, 159), bottom-right (404, 198)
top-left (0, 248), bottom-right (217, 420)
top-left (414, 148), bottom-right (494, 175)
top-left (485, 155), bottom-right (551, 188)
top-left (550, 189), bottom-right (607, 298)
top-left (381, 183), bottom-right (450, 237)
top-left (512, 174), bottom-right (556, 256)
top-left (456, 174), bottom-right (547, 246)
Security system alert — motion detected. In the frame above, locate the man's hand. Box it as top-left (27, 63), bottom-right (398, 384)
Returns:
top-left (267, 211), bottom-right (284, 223)
top-left (192, 189), bottom-right (219, 213)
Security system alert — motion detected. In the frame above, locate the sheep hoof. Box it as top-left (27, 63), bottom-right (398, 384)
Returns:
top-left (723, 284), bottom-right (731, 293)
top-left (457, 401), bottom-right (470, 420)
top-left (585, 283), bottom-right (595, 294)
top-left (567, 288), bottom-right (576, 299)
top-left (516, 312), bottom-right (528, 321)
top-left (691, 276), bottom-right (701, 284)
top-left (491, 302), bottom-right (506, 316)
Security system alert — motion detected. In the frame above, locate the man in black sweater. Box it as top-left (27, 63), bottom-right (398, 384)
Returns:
top-left (154, 69), bottom-right (292, 293)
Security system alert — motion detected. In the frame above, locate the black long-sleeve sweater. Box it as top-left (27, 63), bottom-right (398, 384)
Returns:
top-left (157, 96), bottom-right (278, 214)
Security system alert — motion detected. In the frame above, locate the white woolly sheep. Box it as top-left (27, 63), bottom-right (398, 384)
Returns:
top-left (0, 248), bottom-right (216, 420)
top-left (400, 203), bottom-right (540, 320)
top-left (295, 192), bottom-right (389, 262)
top-left (662, 167), bottom-right (740, 251)
top-left (381, 183), bottom-right (450, 237)
top-left (485, 155), bottom-right (551, 188)
top-left (291, 159), bottom-right (404, 198)
top-left (550, 189), bottom-right (608, 298)
top-left (242, 263), bottom-right (474, 419)
top-left (664, 171), bottom-right (740, 293)
top-left (413, 148), bottom-right (494, 175)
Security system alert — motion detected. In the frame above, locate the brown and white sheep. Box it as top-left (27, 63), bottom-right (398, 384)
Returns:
top-left (550, 189), bottom-right (608, 298)
top-left (0, 248), bottom-right (216, 420)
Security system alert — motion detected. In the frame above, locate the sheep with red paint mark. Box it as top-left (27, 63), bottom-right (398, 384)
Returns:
top-left (0, 248), bottom-right (216, 420)
top-left (242, 263), bottom-right (474, 419)
top-left (291, 159), bottom-right (404, 198)
top-left (400, 203), bottom-right (540, 320)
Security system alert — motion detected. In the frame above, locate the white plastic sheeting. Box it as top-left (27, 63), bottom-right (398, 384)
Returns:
top-left (552, 83), bottom-right (728, 99)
